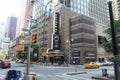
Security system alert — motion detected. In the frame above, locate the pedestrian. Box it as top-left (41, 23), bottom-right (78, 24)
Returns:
top-left (32, 75), bottom-right (36, 80)
top-left (51, 61), bottom-right (54, 65)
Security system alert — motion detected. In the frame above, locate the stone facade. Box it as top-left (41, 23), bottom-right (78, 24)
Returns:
top-left (70, 15), bottom-right (97, 64)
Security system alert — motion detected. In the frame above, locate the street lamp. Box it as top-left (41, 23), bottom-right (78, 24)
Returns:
top-left (66, 38), bottom-right (73, 66)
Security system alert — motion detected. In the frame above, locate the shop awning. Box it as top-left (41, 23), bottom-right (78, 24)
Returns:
top-left (42, 52), bottom-right (64, 57)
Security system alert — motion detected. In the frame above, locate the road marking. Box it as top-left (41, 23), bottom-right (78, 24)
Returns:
top-left (56, 74), bottom-right (79, 80)
top-left (0, 75), bottom-right (5, 79)
top-left (56, 73), bottom-right (92, 80)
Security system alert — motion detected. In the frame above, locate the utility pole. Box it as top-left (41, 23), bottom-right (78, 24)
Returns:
top-left (108, 1), bottom-right (120, 80)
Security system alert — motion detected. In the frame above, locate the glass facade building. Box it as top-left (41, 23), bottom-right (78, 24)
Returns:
top-left (59, 0), bottom-right (109, 24)
top-left (112, 0), bottom-right (120, 20)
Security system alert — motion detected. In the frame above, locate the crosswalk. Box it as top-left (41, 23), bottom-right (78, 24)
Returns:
top-left (0, 74), bottom-right (5, 79)
top-left (56, 73), bottom-right (92, 80)
top-left (0, 69), bottom-right (8, 80)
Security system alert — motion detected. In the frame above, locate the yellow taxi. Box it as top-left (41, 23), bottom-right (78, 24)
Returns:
top-left (84, 62), bottom-right (99, 68)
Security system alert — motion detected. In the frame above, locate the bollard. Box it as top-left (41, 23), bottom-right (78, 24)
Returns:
top-left (102, 69), bottom-right (108, 77)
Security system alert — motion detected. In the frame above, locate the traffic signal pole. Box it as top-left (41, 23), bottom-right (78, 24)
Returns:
top-left (26, 19), bottom-right (32, 77)
top-left (26, 18), bottom-right (37, 79)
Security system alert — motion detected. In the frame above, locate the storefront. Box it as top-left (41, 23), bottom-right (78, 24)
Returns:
top-left (41, 52), bottom-right (64, 64)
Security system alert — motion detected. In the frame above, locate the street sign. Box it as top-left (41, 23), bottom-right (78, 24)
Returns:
top-left (26, 18), bottom-right (37, 23)
top-left (22, 28), bottom-right (29, 32)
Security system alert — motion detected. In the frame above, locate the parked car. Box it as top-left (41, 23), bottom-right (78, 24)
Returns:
top-left (95, 62), bottom-right (105, 67)
top-left (103, 61), bottom-right (114, 66)
top-left (84, 62), bottom-right (100, 68)
top-left (96, 61), bottom-right (114, 66)
top-left (0, 60), bottom-right (11, 68)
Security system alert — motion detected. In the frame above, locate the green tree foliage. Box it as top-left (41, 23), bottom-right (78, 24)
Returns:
top-left (16, 45), bottom-right (28, 61)
top-left (16, 44), bottom-right (39, 62)
top-left (102, 19), bottom-right (120, 53)
top-left (31, 44), bottom-right (39, 62)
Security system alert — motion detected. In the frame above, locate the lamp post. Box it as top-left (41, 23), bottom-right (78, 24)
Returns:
top-left (66, 39), bottom-right (73, 66)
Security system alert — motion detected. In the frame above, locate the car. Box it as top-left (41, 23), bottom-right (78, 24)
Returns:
top-left (103, 61), bottom-right (114, 66)
top-left (96, 61), bottom-right (114, 66)
top-left (84, 62), bottom-right (99, 68)
top-left (0, 60), bottom-right (11, 68)
top-left (95, 62), bottom-right (105, 67)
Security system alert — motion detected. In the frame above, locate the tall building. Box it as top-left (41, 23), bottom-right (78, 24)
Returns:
top-left (32, 2), bottom-right (97, 64)
top-left (27, 0), bottom-right (112, 64)
top-left (19, 0), bottom-right (34, 35)
top-left (58, 0), bottom-right (109, 25)
top-left (0, 22), bottom-right (5, 48)
top-left (111, 0), bottom-right (120, 20)
top-left (5, 17), bottom-right (17, 41)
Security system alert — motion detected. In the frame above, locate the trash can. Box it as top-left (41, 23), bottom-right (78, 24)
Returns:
top-left (6, 70), bottom-right (17, 80)
top-left (102, 69), bottom-right (108, 77)
top-left (16, 70), bottom-right (22, 80)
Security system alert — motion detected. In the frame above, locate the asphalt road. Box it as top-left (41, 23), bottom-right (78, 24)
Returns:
top-left (0, 62), bottom-right (114, 80)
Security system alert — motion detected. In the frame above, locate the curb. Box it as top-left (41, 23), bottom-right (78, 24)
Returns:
top-left (67, 71), bottom-right (87, 75)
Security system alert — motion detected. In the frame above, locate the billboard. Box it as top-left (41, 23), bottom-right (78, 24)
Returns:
top-left (3, 37), bottom-right (10, 43)
top-left (0, 54), bottom-right (6, 60)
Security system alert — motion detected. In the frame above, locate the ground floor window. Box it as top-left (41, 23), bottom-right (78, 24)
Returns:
top-left (98, 58), bottom-right (105, 62)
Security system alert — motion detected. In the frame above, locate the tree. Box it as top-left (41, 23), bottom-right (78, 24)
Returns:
top-left (31, 44), bottom-right (39, 62)
top-left (16, 44), bottom-right (39, 62)
top-left (16, 45), bottom-right (28, 61)
top-left (102, 19), bottom-right (120, 53)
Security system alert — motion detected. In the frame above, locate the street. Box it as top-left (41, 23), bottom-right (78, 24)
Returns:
top-left (0, 62), bottom-right (114, 80)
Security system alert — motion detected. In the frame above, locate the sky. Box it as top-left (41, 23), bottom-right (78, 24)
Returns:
top-left (0, 0), bottom-right (22, 36)
top-left (0, 0), bottom-right (22, 22)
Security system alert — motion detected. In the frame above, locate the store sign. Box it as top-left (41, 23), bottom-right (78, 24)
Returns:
top-left (17, 45), bottom-right (24, 51)
top-left (53, 34), bottom-right (60, 50)
top-left (85, 52), bottom-right (96, 57)
top-left (72, 50), bottom-right (80, 57)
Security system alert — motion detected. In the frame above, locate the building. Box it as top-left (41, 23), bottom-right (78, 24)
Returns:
top-left (0, 22), bottom-right (6, 48)
top-left (56, 0), bottom-right (109, 25)
top-left (25, 0), bottom-right (113, 64)
top-left (8, 36), bottom-right (25, 61)
top-left (111, 0), bottom-right (120, 20)
top-left (5, 17), bottom-right (18, 41)
top-left (70, 15), bottom-right (97, 64)
top-left (19, 0), bottom-right (34, 36)
top-left (1, 37), bottom-right (10, 55)
top-left (32, 2), bottom-right (97, 64)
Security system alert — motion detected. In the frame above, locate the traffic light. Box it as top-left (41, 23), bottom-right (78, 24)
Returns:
top-left (31, 33), bottom-right (37, 44)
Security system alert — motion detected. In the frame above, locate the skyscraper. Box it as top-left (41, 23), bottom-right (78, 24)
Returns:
top-left (58, 0), bottom-right (109, 25)
top-left (111, 0), bottom-right (120, 20)
top-left (19, 0), bottom-right (34, 35)
top-left (5, 17), bottom-right (17, 40)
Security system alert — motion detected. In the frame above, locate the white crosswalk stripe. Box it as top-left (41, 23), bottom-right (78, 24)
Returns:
top-left (56, 73), bottom-right (92, 80)
top-left (0, 74), bottom-right (6, 79)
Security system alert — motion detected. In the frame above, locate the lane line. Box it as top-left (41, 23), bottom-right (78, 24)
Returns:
top-left (56, 73), bottom-right (92, 80)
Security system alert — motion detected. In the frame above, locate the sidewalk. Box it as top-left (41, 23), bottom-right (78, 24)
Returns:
top-left (91, 74), bottom-right (114, 80)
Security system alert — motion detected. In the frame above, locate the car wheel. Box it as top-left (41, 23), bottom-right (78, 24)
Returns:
top-left (85, 67), bottom-right (87, 69)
